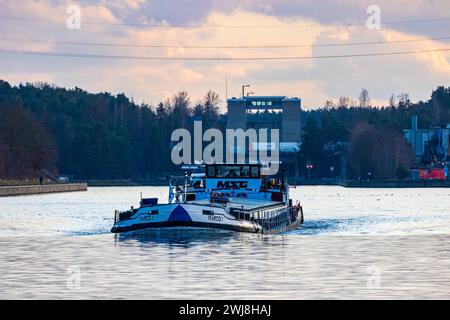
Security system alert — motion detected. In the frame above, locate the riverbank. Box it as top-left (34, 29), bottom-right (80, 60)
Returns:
top-left (296, 179), bottom-right (450, 188)
top-left (0, 183), bottom-right (88, 197)
top-left (78, 179), bottom-right (167, 186)
top-left (75, 178), bottom-right (450, 188)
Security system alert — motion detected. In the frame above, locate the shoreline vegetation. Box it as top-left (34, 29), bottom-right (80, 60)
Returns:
top-left (84, 179), bottom-right (449, 188)
top-left (3, 179), bottom-right (449, 189)
top-left (1, 79), bottom-right (450, 182)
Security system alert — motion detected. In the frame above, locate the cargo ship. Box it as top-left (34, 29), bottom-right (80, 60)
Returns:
top-left (111, 163), bottom-right (304, 234)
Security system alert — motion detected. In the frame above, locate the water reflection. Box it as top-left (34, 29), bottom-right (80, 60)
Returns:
top-left (113, 227), bottom-right (296, 251)
top-left (114, 228), bottom-right (239, 248)
top-left (2, 186), bottom-right (450, 299)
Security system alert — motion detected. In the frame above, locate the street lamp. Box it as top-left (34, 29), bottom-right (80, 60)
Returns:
top-left (306, 162), bottom-right (314, 181)
top-left (242, 84), bottom-right (250, 98)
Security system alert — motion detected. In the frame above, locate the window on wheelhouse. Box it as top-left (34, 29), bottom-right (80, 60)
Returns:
top-left (206, 164), bottom-right (261, 179)
top-left (207, 165), bottom-right (216, 178)
top-left (250, 166), bottom-right (260, 178)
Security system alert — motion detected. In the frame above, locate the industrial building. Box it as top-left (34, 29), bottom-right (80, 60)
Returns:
top-left (404, 115), bottom-right (450, 164)
top-left (226, 95), bottom-right (302, 178)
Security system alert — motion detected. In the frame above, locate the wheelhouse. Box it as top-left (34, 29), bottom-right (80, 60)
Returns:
top-left (205, 164), bottom-right (261, 179)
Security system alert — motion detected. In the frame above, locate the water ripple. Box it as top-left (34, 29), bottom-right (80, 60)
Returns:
top-left (1, 186), bottom-right (450, 299)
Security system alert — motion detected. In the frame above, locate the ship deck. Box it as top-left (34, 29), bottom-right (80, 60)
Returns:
top-left (190, 197), bottom-right (285, 211)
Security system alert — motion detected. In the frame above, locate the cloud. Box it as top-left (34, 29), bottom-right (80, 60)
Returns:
top-left (1, 0), bottom-right (450, 110)
top-left (124, 0), bottom-right (147, 10)
top-left (0, 72), bottom-right (56, 85)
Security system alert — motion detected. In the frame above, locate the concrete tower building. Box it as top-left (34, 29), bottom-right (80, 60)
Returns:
top-left (226, 96), bottom-right (302, 177)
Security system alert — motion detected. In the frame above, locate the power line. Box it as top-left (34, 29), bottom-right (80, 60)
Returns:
top-left (1, 35), bottom-right (450, 49)
top-left (1, 47), bottom-right (450, 61)
top-left (1, 15), bottom-right (450, 29)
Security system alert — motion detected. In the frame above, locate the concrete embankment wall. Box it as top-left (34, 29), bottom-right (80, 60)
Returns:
top-left (80, 179), bottom-right (166, 186)
top-left (295, 179), bottom-right (450, 188)
top-left (337, 180), bottom-right (450, 188)
top-left (0, 183), bottom-right (88, 197)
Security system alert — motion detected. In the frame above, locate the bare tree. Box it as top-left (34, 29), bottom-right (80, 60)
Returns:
top-left (0, 105), bottom-right (57, 179)
top-left (359, 88), bottom-right (371, 108)
top-left (388, 94), bottom-right (396, 108)
top-left (397, 93), bottom-right (410, 108)
top-left (324, 99), bottom-right (335, 109)
top-left (204, 90), bottom-right (220, 109)
top-left (338, 97), bottom-right (351, 108)
top-left (348, 123), bottom-right (414, 179)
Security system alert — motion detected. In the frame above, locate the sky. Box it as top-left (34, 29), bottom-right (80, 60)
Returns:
top-left (1, 0), bottom-right (450, 110)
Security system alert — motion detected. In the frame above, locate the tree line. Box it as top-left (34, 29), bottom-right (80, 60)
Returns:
top-left (0, 80), bottom-right (222, 180)
top-left (1, 79), bottom-right (449, 181)
top-left (302, 87), bottom-right (450, 180)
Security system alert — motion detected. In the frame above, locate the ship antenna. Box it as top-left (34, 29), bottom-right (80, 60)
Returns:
top-left (184, 172), bottom-right (188, 203)
top-left (281, 168), bottom-right (288, 204)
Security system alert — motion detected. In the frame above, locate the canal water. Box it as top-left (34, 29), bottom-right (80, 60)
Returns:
top-left (1, 186), bottom-right (450, 299)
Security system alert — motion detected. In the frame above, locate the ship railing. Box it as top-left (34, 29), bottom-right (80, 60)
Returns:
top-left (230, 206), bottom-right (291, 230)
top-left (232, 204), bottom-right (301, 231)
top-left (254, 207), bottom-right (294, 231)
top-left (114, 208), bottom-right (137, 223)
top-left (229, 208), bottom-right (252, 221)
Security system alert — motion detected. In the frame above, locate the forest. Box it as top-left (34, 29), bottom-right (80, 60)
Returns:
top-left (1, 79), bottom-right (449, 181)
